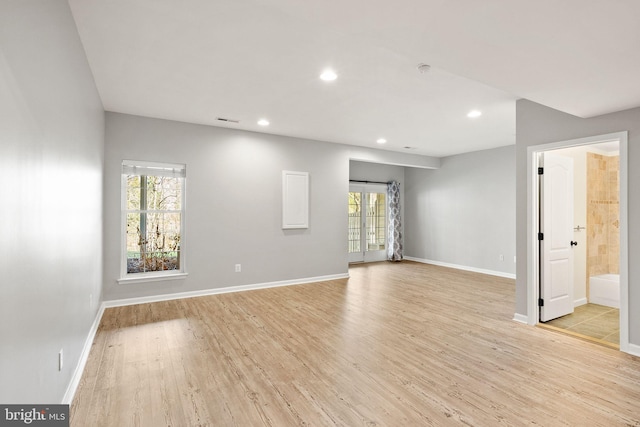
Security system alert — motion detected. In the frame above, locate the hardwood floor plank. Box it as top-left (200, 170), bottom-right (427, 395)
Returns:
top-left (71, 262), bottom-right (640, 426)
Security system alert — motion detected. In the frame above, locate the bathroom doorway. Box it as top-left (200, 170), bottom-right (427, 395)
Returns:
top-left (540, 142), bottom-right (620, 346)
top-left (527, 132), bottom-right (629, 351)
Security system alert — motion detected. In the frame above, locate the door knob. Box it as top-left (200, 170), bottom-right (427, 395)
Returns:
top-left (570, 241), bottom-right (578, 246)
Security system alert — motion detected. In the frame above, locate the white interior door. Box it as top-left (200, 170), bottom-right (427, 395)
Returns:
top-left (540, 153), bottom-right (575, 322)
top-left (348, 184), bottom-right (387, 263)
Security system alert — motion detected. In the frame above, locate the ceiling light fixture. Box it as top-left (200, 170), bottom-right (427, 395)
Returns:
top-left (257, 119), bottom-right (269, 126)
top-left (320, 69), bottom-right (337, 81)
top-left (376, 138), bottom-right (387, 144)
top-left (467, 110), bottom-right (482, 118)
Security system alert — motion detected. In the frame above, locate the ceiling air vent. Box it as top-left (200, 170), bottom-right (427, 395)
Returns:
top-left (416, 63), bottom-right (431, 74)
top-left (216, 117), bottom-right (240, 124)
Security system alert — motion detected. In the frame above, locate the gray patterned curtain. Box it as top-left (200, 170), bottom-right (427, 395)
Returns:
top-left (387, 181), bottom-right (403, 261)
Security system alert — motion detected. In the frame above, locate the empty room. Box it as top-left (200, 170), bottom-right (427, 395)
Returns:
top-left (1, 1), bottom-right (640, 426)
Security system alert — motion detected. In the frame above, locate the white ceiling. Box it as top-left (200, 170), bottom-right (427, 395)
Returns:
top-left (68, 0), bottom-right (640, 158)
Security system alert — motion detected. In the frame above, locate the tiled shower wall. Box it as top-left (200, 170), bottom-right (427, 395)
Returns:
top-left (587, 153), bottom-right (620, 278)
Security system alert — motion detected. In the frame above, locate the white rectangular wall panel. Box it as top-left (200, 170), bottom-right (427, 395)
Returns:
top-left (282, 171), bottom-right (309, 229)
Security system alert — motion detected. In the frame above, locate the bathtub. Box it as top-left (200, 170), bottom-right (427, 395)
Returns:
top-left (589, 274), bottom-right (620, 308)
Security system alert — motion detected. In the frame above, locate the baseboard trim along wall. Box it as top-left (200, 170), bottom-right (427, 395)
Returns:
top-left (103, 273), bottom-right (351, 308)
top-left (627, 343), bottom-right (640, 358)
top-left (512, 313), bottom-right (529, 324)
top-left (404, 256), bottom-right (516, 280)
top-left (62, 272), bottom-right (350, 404)
top-left (574, 297), bottom-right (588, 307)
top-left (62, 304), bottom-right (106, 405)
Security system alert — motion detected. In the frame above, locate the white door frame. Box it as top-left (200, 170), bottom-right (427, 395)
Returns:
top-left (526, 131), bottom-right (629, 353)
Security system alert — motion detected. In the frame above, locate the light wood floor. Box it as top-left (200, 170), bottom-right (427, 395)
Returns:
top-left (71, 262), bottom-right (640, 426)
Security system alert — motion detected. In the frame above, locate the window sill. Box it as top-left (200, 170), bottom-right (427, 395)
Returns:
top-left (118, 272), bottom-right (188, 285)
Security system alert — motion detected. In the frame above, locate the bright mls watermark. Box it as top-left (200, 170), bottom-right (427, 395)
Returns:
top-left (0, 405), bottom-right (68, 426)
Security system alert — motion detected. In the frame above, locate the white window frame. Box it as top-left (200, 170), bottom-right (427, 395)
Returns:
top-left (118, 160), bottom-right (188, 284)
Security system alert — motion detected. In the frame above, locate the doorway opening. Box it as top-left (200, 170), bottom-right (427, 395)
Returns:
top-left (527, 132), bottom-right (629, 352)
top-left (348, 183), bottom-right (388, 263)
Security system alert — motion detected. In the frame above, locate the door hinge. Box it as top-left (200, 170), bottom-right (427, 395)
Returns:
top-left (538, 167), bottom-right (544, 175)
top-left (538, 298), bottom-right (544, 307)
top-left (538, 232), bottom-right (544, 241)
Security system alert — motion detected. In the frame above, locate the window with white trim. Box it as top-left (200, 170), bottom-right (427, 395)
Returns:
top-left (121, 160), bottom-right (186, 280)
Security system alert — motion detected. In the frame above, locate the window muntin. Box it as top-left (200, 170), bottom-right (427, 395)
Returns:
top-left (365, 192), bottom-right (386, 251)
top-left (122, 161), bottom-right (185, 278)
top-left (348, 191), bottom-right (362, 254)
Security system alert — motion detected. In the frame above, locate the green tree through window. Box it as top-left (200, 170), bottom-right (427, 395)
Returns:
top-left (123, 161), bottom-right (185, 276)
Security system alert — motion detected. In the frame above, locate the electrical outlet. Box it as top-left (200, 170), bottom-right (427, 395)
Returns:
top-left (235, 264), bottom-right (241, 273)
top-left (514, 256), bottom-right (517, 263)
top-left (499, 254), bottom-right (504, 261)
top-left (58, 349), bottom-right (63, 371)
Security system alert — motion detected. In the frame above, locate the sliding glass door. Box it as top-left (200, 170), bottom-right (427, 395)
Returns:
top-left (348, 184), bottom-right (387, 263)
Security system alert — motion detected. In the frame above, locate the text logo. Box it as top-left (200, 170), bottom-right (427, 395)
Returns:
top-left (0, 405), bottom-right (68, 426)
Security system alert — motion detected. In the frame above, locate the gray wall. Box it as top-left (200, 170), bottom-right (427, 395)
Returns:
top-left (104, 113), bottom-right (350, 301)
top-left (0, 1), bottom-right (104, 403)
top-left (349, 147), bottom-right (440, 169)
top-left (404, 146), bottom-right (516, 276)
top-left (515, 99), bottom-right (639, 345)
top-left (349, 160), bottom-right (406, 184)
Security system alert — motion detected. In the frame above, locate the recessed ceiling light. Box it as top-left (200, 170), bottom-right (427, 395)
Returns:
top-left (376, 138), bottom-right (387, 144)
top-left (467, 110), bottom-right (482, 118)
top-left (320, 69), bottom-right (337, 81)
top-left (257, 119), bottom-right (269, 126)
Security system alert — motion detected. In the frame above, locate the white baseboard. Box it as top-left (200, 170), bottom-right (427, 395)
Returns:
top-left (574, 297), bottom-right (588, 307)
top-left (625, 343), bottom-right (640, 358)
top-left (62, 303), bottom-right (105, 405)
top-left (512, 313), bottom-right (529, 324)
top-left (104, 272), bottom-right (350, 308)
top-left (404, 256), bottom-right (516, 280)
